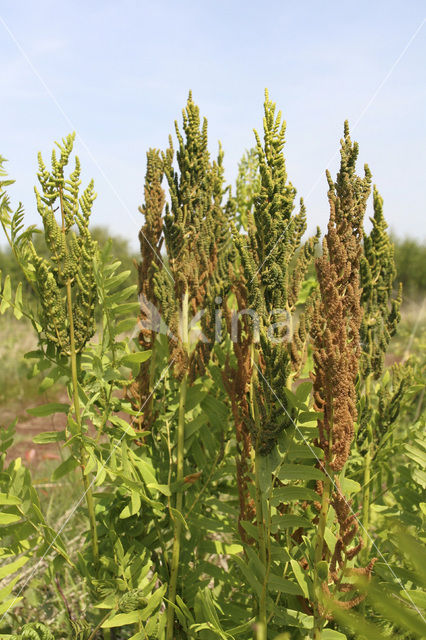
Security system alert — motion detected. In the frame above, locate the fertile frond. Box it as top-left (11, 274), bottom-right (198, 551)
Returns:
top-left (160, 92), bottom-right (233, 378)
top-left (133, 148), bottom-right (166, 424)
top-left (26, 134), bottom-right (97, 354)
top-left (360, 186), bottom-right (402, 379)
top-left (232, 90), bottom-right (319, 453)
top-left (235, 147), bottom-right (261, 230)
top-left (311, 122), bottom-right (371, 472)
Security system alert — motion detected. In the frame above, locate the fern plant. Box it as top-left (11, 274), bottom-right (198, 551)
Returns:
top-left (0, 95), bottom-right (423, 640)
top-left (356, 185), bottom-right (404, 556)
top-left (0, 139), bottom-right (160, 636)
top-left (235, 147), bottom-right (261, 231)
top-left (133, 147), bottom-right (166, 429)
top-left (308, 122), bottom-right (375, 637)
top-left (140, 92), bottom-right (233, 639)
top-left (23, 134), bottom-right (100, 562)
top-left (229, 90), bottom-right (319, 636)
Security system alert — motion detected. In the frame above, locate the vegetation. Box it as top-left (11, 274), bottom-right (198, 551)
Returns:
top-left (392, 236), bottom-right (426, 300)
top-left (0, 91), bottom-right (424, 640)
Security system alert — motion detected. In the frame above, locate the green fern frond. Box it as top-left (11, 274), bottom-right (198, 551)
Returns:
top-left (20, 623), bottom-right (55, 640)
top-left (25, 134), bottom-right (98, 354)
top-left (232, 90), bottom-right (319, 452)
top-left (360, 186), bottom-right (402, 379)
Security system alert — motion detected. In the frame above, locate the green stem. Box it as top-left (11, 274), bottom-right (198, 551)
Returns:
top-left (312, 472), bottom-right (331, 639)
top-left (260, 494), bottom-right (273, 633)
top-left (361, 372), bottom-right (373, 560)
top-left (312, 405), bottom-right (335, 639)
top-left (254, 451), bottom-right (268, 634)
top-left (86, 612), bottom-right (111, 640)
top-left (361, 444), bottom-right (372, 557)
top-left (59, 188), bottom-right (99, 564)
top-left (254, 451), bottom-right (267, 559)
top-left (67, 279), bottom-right (99, 564)
top-left (266, 426), bottom-right (295, 627)
top-left (256, 620), bottom-right (266, 640)
top-left (166, 289), bottom-right (189, 640)
top-left (252, 442), bottom-right (267, 568)
top-left (250, 343), bottom-right (268, 637)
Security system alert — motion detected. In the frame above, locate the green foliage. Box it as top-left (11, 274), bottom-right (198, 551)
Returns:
top-left (235, 89), bottom-right (302, 315)
top-left (393, 235), bottom-right (426, 298)
top-left (161, 92), bottom-right (231, 296)
top-left (360, 186), bottom-right (402, 379)
top-left (0, 226), bottom-right (137, 314)
top-left (14, 622), bottom-right (55, 640)
top-left (0, 421), bottom-right (72, 626)
top-left (232, 89), bottom-right (319, 454)
top-left (154, 91), bottom-right (233, 379)
top-left (235, 147), bottom-right (261, 231)
top-left (328, 527), bottom-right (426, 640)
top-left (27, 133), bottom-right (97, 354)
top-left (0, 156), bottom-right (39, 284)
top-left (0, 94), bottom-right (424, 640)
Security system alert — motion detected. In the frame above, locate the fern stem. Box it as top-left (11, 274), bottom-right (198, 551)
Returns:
top-left (361, 371), bottom-right (373, 560)
top-left (312, 401), bottom-right (336, 638)
top-left (256, 621), bottom-right (267, 640)
top-left (361, 443), bottom-right (373, 558)
top-left (59, 188), bottom-right (99, 564)
top-left (67, 290), bottom-right (99, 564)
top-left (254, 453), bottom-right (267, 564)
top-left (166, 288), bottom-right (189, 640)
top-left (313, 414), bottom-right (333, 639)
top-left (250, 344), bottom-right (268, 636)
top-left (86, 612), bottom-right (111, 640)
top-left (312, 471), bottom-right (331, 639)
top-left (254, 451), bottom-right (268, 634)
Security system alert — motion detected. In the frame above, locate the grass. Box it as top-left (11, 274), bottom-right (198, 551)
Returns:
top-left (0, 315), bottom-right (38, 405)
top-left (390, 298), bottom-right (426, 361)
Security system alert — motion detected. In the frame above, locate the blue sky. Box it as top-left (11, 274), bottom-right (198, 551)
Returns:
top-left (1, 0), bottom-right (425, 250)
